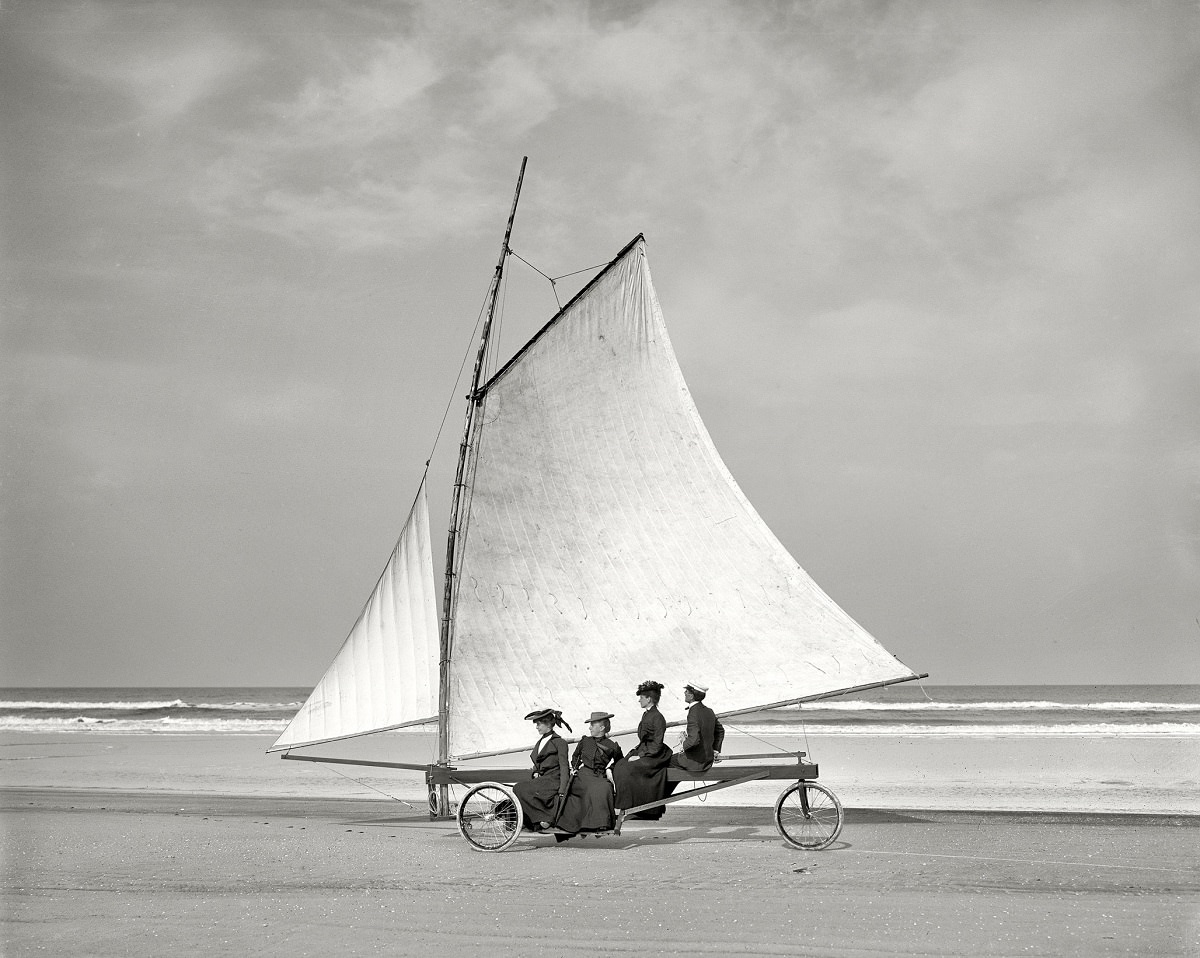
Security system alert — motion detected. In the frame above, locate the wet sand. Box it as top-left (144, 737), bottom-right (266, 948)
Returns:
top-left (3, 727), bottom-right (1197, 812)
top-left (3, 732), bottom-right (1198, 956)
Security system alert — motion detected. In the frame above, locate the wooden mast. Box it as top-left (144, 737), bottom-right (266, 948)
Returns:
top-left (433, 157), bottom-right (527, 815)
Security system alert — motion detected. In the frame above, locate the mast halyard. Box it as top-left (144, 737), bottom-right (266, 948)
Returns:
top-left (437, 157), bottom-right (528, 775)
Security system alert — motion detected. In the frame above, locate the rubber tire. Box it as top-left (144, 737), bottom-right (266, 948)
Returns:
top-left (773, 781), bottom-right (844, 850)
top-left (456, 782), bottom-right (523, 852)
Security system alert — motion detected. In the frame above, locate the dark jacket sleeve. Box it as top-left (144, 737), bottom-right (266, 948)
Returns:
top-left (647, 709), bottom-right (666, 750)
top-left (633, 709), bottom-right (667, 757)
top-left (570, 738), bottom-right (584, 771)
top-left (609, 739), bottom-right (625, 765)
top-left (713, 716), bottom-right (725, 754)
top-left (680, 706), bottom-right (701, 752)
top-left (555, 738), bottom-right (570, 792)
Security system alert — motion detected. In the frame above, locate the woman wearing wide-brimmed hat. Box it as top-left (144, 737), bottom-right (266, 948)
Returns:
top-left (611, 680), bottom-right (672, 820)
top-left (554, 711), bottom-right (624, 840)
top-left (512, 708), bottom-right (572, 830)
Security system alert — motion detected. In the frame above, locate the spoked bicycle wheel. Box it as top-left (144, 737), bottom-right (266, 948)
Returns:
top-left (456, 783), bottom-right (523, 852)
top-left (774, 781), bottom-right (844, 850)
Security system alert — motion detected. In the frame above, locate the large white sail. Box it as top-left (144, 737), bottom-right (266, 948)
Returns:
top-left (270, 483), bottom-right (440, 752)
top-left (446, 237), bottom-right (917, 759)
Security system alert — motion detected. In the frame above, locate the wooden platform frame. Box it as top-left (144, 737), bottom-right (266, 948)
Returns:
top-left (281, 752), bottom-right (817, 821)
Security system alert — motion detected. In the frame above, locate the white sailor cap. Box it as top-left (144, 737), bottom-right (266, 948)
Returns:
top-left (685, 682), bottom-right (709, 693)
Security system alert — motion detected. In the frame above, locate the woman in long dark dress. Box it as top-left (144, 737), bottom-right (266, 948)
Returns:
top-left (555, 711), bottom-right (624, 841)
top-left (512, 708), bottom-right (572, 830)
top-left (611, 680), bottom-right (672, 820)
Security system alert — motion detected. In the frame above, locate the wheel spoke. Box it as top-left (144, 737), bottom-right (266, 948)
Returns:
top-left (457, 784), bottom-right (522, 851)
top-left (774, 782), bottom-right (843, 850)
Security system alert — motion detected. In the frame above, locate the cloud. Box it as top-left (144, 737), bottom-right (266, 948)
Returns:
top-left (283, 39), bottom-right (440, 146)
top-left (114, 37), bottom-right (256, 125)
top-left (196, 143), bottom-right (496, 249)
top-left (7, 0), bottom-right (1200, 685)
top-left (191, 28), bottom-right (500, 247)
top-left (478, 52), bottom-right (559, 134)
top-left (191, 2), bottom-right (791, 249)
top-left (21, 1), bottom-right (256, 126)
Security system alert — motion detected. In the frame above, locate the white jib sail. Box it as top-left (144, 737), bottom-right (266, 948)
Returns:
top-left (270, 482), bottom-right (440, 752)
top-left (446, 237), bottom-right (917, 759)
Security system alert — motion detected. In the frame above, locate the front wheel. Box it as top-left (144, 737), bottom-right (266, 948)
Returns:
top-left (456, 783), bottom-right (523, 852)
top-left (774, 781), bottom-right (844, 850)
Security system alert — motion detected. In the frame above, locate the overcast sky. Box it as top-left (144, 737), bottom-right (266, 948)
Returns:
top-left (3, 0), bottom-right (1198, 688)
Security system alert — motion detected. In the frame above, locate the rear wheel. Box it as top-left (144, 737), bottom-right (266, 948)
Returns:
top-left (456, 783), bottom-right (523, 852)
top-left (774, 781), bottom-right (843, 850)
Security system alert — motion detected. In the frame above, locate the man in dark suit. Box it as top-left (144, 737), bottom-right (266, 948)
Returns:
top-left (668, 682), bottom-right (725, 774)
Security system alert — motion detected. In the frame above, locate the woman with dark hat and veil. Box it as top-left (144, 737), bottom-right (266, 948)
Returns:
top-left (611, 680), bottom-right (672, 820)
top-left (512, 708), bottom-right (572, 830)
top-left (554, 711), bottom-right (624, 841)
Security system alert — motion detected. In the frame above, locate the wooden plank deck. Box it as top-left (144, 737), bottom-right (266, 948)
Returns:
top-left (429, 761), bottom-right (817, 787)
top-left (280, 753), bottom-right (818, 786)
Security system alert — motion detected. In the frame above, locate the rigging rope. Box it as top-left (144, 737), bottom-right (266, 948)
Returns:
top-left (316, 761), bottom-right (419, 808)
top-left (723, 704), bottom-right (814, 761)
top-left (508, 248), bottom-right (560, 308)
top-left (507, 248), bottom-right (553, 284)
top-left (799, 703), bottom-right (813, 761)
top-left (425, 282), bottom-right (493, 468)
top-left (551, 261), bottom-right (610, 282)
top-left (508, 248), bottom-right (609, 311)
top-left (721, 722), bottom-right (782, 752)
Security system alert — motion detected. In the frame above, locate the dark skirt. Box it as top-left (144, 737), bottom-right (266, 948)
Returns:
top-left (555, 769), bottom-right (616, 833)
top-left (612, 746), bottom-right (672, 820)
top-left (513, 773), bottom-right (563, 828)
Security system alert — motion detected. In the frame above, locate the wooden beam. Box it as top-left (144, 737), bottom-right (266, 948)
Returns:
top-left (280, 755), bottom-right (819, 784)
top-left (620, 770), bottom-right (771, 818)
top-left (280, 754), bottom-right (431, 771)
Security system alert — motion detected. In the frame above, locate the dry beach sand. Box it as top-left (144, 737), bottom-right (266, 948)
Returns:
top-left (3, 731), bottom-right (1199, 957)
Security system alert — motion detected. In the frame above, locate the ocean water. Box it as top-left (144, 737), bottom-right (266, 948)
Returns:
top-left (2, 685), bottom-right (1197, 738)
top-left (0, 688), bottom-right (309, 735)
